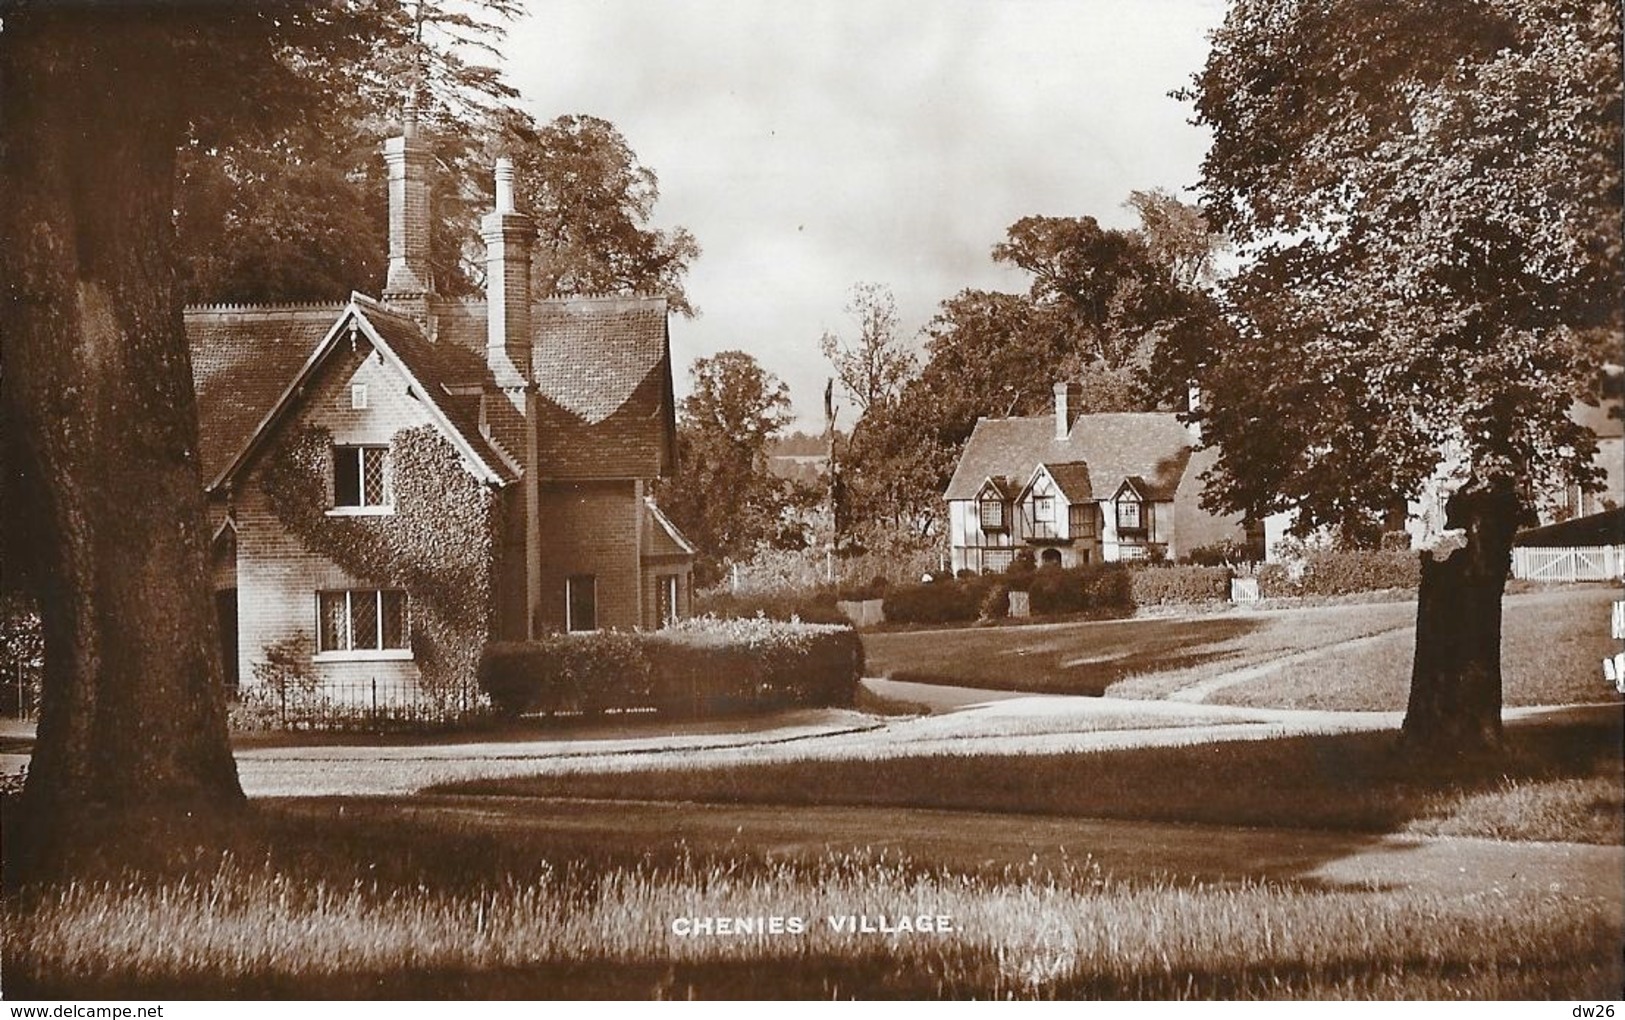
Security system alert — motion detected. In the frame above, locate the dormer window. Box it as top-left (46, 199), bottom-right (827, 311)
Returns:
top-left (332, 444), bottom-right (391, 512)
top-left (979, 497), bottom-right (1008, 531)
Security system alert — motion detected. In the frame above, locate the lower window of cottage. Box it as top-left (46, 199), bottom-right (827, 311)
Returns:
top-left (318, 589), bottom-right (409, 654)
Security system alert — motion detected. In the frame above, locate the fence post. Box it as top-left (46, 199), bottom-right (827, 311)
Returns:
top-left (371, 677), bottom-right (377, 716)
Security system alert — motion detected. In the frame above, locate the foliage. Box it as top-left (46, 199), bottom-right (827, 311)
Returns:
top-left (1257, 549), bottom-right (1420, 599)
top-left (259, 424), bottom-right (499, 695)
top-left (173, 5), bottom-right (698, 309)
top-left (1184, 539), bottom-right (1258, 567)
top-left (1177, 0), bottom-right (1621, 537)
top-left (0, 593), bottom-right (43, 718)
top-left (1129, 565), bottom-right (1233, 606)
top-left (248, 633), bottom-right (318, 698)
top-left (691, 589), bottom-right (850, 627)
top-left (502, 112), bottom-right (701, 316)
top-left (880, 565), bottom-right (1133, 625)
top-left (478, 617), bottom-right (862, 718)
top-left (656, 352), bottom-right (803, 584)
top-left (227, 677), bottom-right (491, 734)
top-left (819, 282), bottom-right (918, 415)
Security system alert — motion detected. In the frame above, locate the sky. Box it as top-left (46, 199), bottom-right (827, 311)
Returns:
top-left (502, 0), bottom-right (1228, 429)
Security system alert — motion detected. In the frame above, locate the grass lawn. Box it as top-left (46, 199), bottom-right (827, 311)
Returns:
top-left (862, 584), bottom-right (1623, 709)
top-left (437, 709), bottom-right (1625, 845)
top-left (5, 790), bottom-right (1621, 999)
top-left (1210, 586), bottom-right (1625, 711)
top-left (864, 601), bottom-right (1414, 697)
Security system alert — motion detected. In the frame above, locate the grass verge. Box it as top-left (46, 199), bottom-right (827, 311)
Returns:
top-left (4, 823), bottom-right (1619, 1000)
top-left (436, 711), bottom-right (1625, 844)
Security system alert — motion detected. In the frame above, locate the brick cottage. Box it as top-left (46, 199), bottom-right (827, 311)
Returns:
top-left (189, 123), bottom-right (694, 696)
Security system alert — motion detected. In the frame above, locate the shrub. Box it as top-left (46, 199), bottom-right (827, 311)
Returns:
top-left (477, 617), bottom-right (862, 720)
top-left (1185, 539), bottom-right (1257, 567)
top-left (979, 584), bottom-right (1010, 621)
top-left (1259, 548), bottom-right (1420, 598)
top-left (691, 588), bottom-right (848, 625)
top-left (882, 577), bottom-right (983, 624)
top-left (1131, 564), bottom-right (1233, 605)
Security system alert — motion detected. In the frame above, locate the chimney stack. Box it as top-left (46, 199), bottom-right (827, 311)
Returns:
top-left (1054, 381), bottom-right (1082, 440)
top-left (382, 122), bottom-right (434, 302)
top-left (482, 157), bottom-right (533, 389)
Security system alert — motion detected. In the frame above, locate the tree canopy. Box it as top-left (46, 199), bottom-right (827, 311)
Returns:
top-left (1179, 0), bottom-right (1621, 750)
top-left (656, 351), bottom-right (804, 582)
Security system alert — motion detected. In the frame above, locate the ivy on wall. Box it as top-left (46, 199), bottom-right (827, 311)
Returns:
top-left (259, 424), bottom-right (501, 696)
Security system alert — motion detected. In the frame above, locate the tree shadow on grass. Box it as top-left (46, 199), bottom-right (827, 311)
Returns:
top-left (873, 616), bottom-right (1267, 696)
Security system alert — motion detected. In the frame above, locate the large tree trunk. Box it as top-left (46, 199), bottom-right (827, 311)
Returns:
top-left (1400, 485), bottom-right (1522, 754)
top-left (1, 14), bottom-right (245, 852)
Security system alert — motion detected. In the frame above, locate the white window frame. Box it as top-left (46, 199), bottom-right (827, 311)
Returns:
top-left (329, 444), bottom-right (393, 516)
top-left (314, 588), bottom-right (412, 661)
top-left (1033, 495), bottom-right (1055, 523)
top-left (1116, 496), bottom-right (1142, 531)
top-left (978, 498), bottom-right (1007, 531)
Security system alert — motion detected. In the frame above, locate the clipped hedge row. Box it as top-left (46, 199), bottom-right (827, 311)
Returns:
top-left (691, 588), bottom-right (850, 625)
top-left (479, 616), bottom-right (863, 719)
top-left (1129, 565), bottom-right (1233, 606)
top-left (1259, 548), bottom-right (1420, 597)
top-left (881, 565), bottom-right (1134, 625)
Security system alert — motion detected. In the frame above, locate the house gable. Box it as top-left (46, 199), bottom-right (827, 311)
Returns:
top-left (208, 298), bottom-right (514, 494)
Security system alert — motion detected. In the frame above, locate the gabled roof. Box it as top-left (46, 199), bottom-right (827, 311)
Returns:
top-left (945, 412), bottom-right (1194, 502)
top-left (198, 297), bottom-right (516, 492)
top-left (189, 303), bottom-right (346, 485)
top-left (975, 476), bottom-right (1016, 501)
top-left (1036, 461), bottom-right (1094, 504)
top-left (438, 293), bottom-right (677, 479)
top-left (531, 295), bottom-right (670, 425)
top-left (642, 498), bottom-right (697, 559)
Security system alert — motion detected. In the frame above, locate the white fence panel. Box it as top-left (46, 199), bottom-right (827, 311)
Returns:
top-left (1511, 545), bottom-right (1625, 582)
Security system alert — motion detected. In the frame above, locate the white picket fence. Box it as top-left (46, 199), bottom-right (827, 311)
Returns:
top-left (1511, 545), bottom-right (1625, 582)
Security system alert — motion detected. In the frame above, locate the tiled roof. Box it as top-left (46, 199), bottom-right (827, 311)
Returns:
top-left (945, 412), bottom-right (1194, 502)
top-left (193, 291), bottom-right (675, 489)
top-left (1039, 462), bottom-right (1094, 503)
top-left (350, 298), bottom-right (520, 482)
top-left (531, 295), bottom-right (670, 425)
top-left (438, 293), bottom-right (676, 479)
top-left (188, 303), bottom-right (345, 484)
top-left (642, 498), bottom-right (697, 559)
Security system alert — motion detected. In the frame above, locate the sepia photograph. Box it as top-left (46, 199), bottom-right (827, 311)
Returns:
top-left (1, 0), bottom-right (1621, 1005)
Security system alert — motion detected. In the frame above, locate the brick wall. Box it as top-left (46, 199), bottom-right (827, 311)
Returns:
top-left (537, 479), bottom-right (641, 631)
top-left (233, 344), bottom-right (496, 690)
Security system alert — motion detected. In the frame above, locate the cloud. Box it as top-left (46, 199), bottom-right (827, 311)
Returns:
top-left (505, 0), bottom-right (1224, 424)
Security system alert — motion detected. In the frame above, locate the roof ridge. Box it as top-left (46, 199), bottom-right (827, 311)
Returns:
top-left (185, 301), bottom-right (346, 317)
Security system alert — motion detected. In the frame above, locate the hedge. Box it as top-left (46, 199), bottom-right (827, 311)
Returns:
top-left (882, 565), bottom-right (1133, 624)
top-left (479, 616), bottom-right (863, 719)
top-left (1258, 548), bottom-right (1420, 598)
top-left (1130, 565), bottom-right (1233, 606)
top-left (691, 588), bottom-right (850, 625)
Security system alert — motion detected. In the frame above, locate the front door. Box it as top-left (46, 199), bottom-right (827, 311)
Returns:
top-left (214, 588), bottom-right (239, 690)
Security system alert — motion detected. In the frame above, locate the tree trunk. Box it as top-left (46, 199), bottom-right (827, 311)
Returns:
top-left (1400, 485), bottom-right (1522, 754)
top-left (1, 15), bottom-right (245, 850)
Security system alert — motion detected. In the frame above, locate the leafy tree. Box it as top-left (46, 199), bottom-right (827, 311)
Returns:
top-left (656, 352), bottom-right (799, 583)
top-left (1181, 0), bottom-right (1621, 751)
top-left (0, 2), bottom-right (392, 855)
top-left (501, 112), bottom-right (701, 316)
top-left (818, 282), bottom-right (917, 414)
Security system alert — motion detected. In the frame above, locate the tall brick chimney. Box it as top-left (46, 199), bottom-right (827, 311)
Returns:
top-left (382, 115), bottom-right (434, 301)
top-left (481, 157), bottom-right (534, 387)
top-left (1054, 381), bottom-right (1082, 440)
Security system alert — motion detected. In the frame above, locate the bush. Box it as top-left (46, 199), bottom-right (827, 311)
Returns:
top-left (881, 576), bottom-right (986, 624)
top-left (691, 588), bottom-right (849, 625)
top-left (883, 565), bottom-right (1132, 624)
top-left (478, 617), bottom-right (862, 719)
top-left (979, 584), bottom-right (1010, 621)
top-left (1185, 539), bottom-right (1257, 567)
top-left (1131, 564), bottom-right (1233, 605)
top-left (1259, 548), bottom-right (1420, 598)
